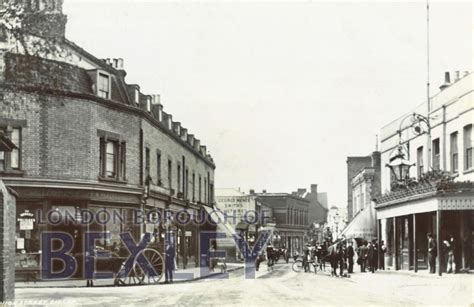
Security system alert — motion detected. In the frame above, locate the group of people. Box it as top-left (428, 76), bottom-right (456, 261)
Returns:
top-left (295, 238), bottom-right (387, 277)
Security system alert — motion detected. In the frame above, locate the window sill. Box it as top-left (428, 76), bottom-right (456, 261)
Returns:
top-left (0, 169), bottom-right (24, 177)
top-left (462, 169), bottom-right (474, 175)
top-left (98, 176), bottom-right (128, 184)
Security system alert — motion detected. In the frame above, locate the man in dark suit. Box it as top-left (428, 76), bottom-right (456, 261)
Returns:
top-left (346, 242), bottom-right (355, 273)
top-left (427, 233), bottom-right (437, 274)
top-left (165, 240), bottom-right (175, 283)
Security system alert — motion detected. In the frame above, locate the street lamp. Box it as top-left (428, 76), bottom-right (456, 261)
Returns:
top-left (386, 144), bottom-right (414, 185)
top-left (387, 112), bottom-right (431, 189)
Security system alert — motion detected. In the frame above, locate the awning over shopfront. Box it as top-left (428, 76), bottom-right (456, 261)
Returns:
top-left (339, 203), bottom-right (376, 241)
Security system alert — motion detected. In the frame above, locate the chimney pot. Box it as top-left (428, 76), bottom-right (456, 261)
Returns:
top-left (445, 71), bottom-right (451, 83)
top-left (262, 189), bottom-right (267, 194)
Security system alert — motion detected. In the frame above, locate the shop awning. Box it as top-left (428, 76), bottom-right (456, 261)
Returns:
top-left (235, 222), bottom-right (249, 231)
top-left (339, 203), bottom-right (376, 241)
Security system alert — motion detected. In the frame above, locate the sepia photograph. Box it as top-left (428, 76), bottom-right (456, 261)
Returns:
top-left (0, 0), bottom-right (472, 306)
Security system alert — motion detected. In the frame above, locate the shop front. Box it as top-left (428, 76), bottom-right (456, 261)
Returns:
top-left (377, 184), bottom-right (474, 275)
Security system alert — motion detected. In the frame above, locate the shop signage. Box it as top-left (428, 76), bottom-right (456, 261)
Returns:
top-left (18, 210), bottom-right (35, 230)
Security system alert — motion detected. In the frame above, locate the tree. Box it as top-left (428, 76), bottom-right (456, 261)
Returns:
top-left (0, 0), bottom-right (68, 58)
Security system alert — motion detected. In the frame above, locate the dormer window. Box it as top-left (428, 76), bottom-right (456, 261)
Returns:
top-left (134, 88), bottom-right (140, 104)
top-left (98, 73), bottom-right (110, 99)
top-left (146, 97), bottom-right (151, 112)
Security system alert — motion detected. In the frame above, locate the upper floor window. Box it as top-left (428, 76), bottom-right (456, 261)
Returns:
top-left (168, 159), bottom-right (173, 191)
top-left (432, 138), bottom-right (440, 171)
top-left (0, 127), bottom-right (21, 171)
top-left (450, 132), bottom-right (458, 173)
top-left (156, 152), bottom-right (162, 185)
top-left (145, 147), bottom-right (150, 180)
top-left (98, 73), bottom-right (110, 99)
top-left (417, 146), bottom-right (424, 178)
top-left (99, 138), bottom-right (126, 181)
top-left (464, 124), bottom-right (473, 171)
top-left (192, 173), bottom-right (196, 202)
top-left (198, 175), bottom-right (202, 202)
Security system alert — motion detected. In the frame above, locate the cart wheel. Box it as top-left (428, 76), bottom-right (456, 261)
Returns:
top-left (115, 260), bottom-right (145, 286)
top-left (292, 260), bottom-right (304, 273)
top-left (134, 248), bottom-right (164, 284)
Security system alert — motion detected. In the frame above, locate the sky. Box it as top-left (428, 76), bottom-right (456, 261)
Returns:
top-left (62, 0), bottom-right (472, 208)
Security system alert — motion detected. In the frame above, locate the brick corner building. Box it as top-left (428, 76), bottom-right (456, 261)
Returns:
top-left (0, 0), bottom-right (216, 280)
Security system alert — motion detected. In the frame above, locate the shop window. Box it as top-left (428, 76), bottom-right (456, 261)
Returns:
top-left (0, 127), bottom-right (21, 172)
top-left (99, 138), bottom-right (126, 181)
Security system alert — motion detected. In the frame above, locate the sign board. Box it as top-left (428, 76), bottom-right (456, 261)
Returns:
top-left (185, 231), bottom-right (192, 237)
top-left (18, 210), bottom-right (35, 230)
top-left (17, 238), bottom-right (25, 249)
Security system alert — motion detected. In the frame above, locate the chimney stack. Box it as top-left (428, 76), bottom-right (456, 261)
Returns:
top-left (439, 71), bottom-right (451, 91)
top-left (297, 188), bottom-right (306, 195)
top-left (262, 189), bottom-right (267, 194)
top-left (249, 189), bottom-right (255, 195)
top-left (194, 139), bottom-right (201, 151)
top-left (310, 184), bottom-right (318, 194)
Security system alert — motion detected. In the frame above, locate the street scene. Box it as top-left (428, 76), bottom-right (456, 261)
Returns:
top-left (0, 0), bottom-right (473, 306)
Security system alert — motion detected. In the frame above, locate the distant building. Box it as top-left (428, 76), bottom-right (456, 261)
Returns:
top-left (346, 152), bottom-right (380, 222)
top-left (327, 206), bottom-right (347, 240)
top-left (340, 152), bottom-right (381, 243)
top-left (215, 189), bottom-right (272, 261)
top-left (255, 191), bottom-right (309, 255)
top-left (292, 184), bottom-right (328, 243)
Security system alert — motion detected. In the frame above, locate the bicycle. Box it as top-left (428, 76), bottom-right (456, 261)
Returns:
top-left (292, 258), bottom-right (321, 274)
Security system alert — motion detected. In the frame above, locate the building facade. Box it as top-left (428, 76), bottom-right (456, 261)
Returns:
top-left (326, 206), bottom-right (347, 240)
top-left (292, 184), bottom-right (328, 244)
top-left (215, 188), bottom-right (272, 261)
top-left (0, 0), bottom-right (216, 279)
top-left (377, 71), bottom-right (473, 274)
top-left (346, 155), bottom-right (374, 222)
top-left (256, 192), bottom-right (309, 255)
top-left (340, 152), bottom-right (381, 243)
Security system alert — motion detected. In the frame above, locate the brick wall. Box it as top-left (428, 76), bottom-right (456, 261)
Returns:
top-left (142, 120), bottom-right (215, 203)
top-left (0, 181), bottom-right (16, 302)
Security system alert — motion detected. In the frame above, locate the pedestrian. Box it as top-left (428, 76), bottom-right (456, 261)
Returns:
top-left (367, 241), bottom-right (375, 273)
top-left (303, 243), bottom-right (311, 272)
top-left (266, 243), bottom-right (274, 270)
top-left (346, 241), bottom-right (355, 273)
top-left (208, 240), bottom-right (218, 272)
top-left (372, 240), bottom-right (379, 271)
top-left (427, 233), bottom-right (437, 274)
top-left (357, 241), bottom-right (368, 273)
top-left (165, 240), bottom-right (175, 283)
top-left (338, 243), bottom-right (346, 277)
top-left (380, 240), bottom-right (386, 270)
top-left (444, 235), bottom-right (456, 273)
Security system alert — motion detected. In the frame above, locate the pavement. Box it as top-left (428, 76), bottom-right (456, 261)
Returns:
top-left (15, 263), bottom-right (244, 288)
top-left (13, 261), bottom-right (474, 306)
